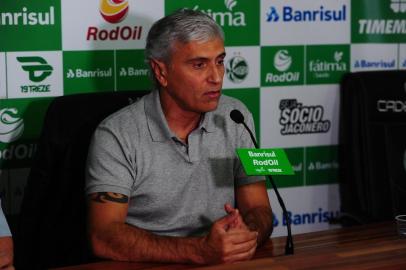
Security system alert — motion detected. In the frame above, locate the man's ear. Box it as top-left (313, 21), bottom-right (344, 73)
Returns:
top-left (150, 59), bottom-right (168, 88)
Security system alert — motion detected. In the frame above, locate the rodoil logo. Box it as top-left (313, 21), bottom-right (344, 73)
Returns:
top-left (0, 108), bottom-right (24, 144)
top-left (279, 99), bottom-right (331, 135)
top-left (100, 0), bottom-right (129, 23)
top-left (266, 49), bottom-right (300, 83)
top-left (87, 0), bottom-right (143, 41)
top-left (261, 46), bottom-right (303, 86)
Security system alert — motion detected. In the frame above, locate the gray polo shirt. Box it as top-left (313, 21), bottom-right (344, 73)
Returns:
top-left (86, 90), bottom-right (264, 237)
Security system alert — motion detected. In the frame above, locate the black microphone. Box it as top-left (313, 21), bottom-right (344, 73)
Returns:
top-left (230, 109), bottom-right (294, 255)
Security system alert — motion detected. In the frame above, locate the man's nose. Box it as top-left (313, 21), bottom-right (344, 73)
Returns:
top-left (208, 64), bottom-right (223, 84)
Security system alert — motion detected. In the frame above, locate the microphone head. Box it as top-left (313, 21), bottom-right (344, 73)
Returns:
top-left (230, 109), bottom-right (244, 124)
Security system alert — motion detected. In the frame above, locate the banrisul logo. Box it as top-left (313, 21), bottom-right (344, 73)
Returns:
top-left (261, 46), bottom-right (304, 86)
top-left (279, 99), bottom-right (331, 136)
top-left (166, 0), bottom-right (259, 45)
top-left (17, 56), bottom-right (53, 93)
top-left (63, 51), bottom-right (115, 94)
top-left (352, 0), bottom-right (406, 43)
top-left (0, 6), bottom-right (55, 26)
top-left (306, 45), bottom-right (349, 84)
top-left (100, 0), bottom-right (129, 23)
top-left (0, 108), bottom-right (24, 143)
top-left (226, 54), bottom-right (248, 83)
top-left (87, 0), bottom-right (142, 41)
top-left (266, 5), bottom-right (346, 23)
top-left (67, 68), bottom-right (112, 79)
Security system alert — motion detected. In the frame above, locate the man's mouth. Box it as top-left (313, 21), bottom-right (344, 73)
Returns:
top-left (205, 90), bottom-right (221, 99)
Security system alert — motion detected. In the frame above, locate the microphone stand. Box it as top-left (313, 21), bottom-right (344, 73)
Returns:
top-left (236, 114), bottom-right (294, 255)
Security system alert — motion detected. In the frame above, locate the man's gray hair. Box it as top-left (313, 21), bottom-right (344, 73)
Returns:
top-left (145, 8), bottom-right (224, 86)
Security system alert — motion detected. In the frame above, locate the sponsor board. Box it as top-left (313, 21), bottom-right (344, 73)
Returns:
top-left (223, 88), bottom-right (260, 138)
top-left (261, 0), bottom-right (351, 45)
top-left (305, 145), bottom-right (338, 185)
top-left (62, 0), bottom-right (164, 50)
top-left (116, 49), bottom-right (152, 91)
top-left (268, 184), bottom-right (340, 237)
top-left (306, 45), bottom-right (350, 84)
top-left (165, 0), bottom-right (259, 46)
top-left (351, 44), bottom-right (398, 72)
top-left (400, 44), bottom-right (406, 70)
top-left (223, 46), bottom-right (259, 89)
top-left (352, 0), bottom-right (406, 43)
top-left (272, 145), bottom-right (338, 188)
top-left (6, 51), bottom-right (63, 99)
top-left (260, 85), bottom-right (339, 148)
top-left (261, 46), bottom-right (304, 86)
top-left (63, 50), bottom-right (115, 94)
top-left (0, 53), bottom-right (6, 98)
top-left (0, 1), bottom-right (61, 51)
top-left (0, 98), bottom-right (51, 169)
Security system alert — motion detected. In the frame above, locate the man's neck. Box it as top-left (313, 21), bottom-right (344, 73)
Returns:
top-left (159, 90), bottom-right (202, 142)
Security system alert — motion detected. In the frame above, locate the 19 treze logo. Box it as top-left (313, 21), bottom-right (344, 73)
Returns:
top-left (17, 56), bottom-right (52, 93)
top-left (279, 99), bottom-right (330, 135)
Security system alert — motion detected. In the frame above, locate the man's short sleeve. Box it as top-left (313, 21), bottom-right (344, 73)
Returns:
top-left (85, 123), bottom-right (135, 197)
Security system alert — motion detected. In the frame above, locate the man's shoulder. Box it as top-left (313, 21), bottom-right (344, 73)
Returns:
top-left (98, 92), bottom-right (150, 130)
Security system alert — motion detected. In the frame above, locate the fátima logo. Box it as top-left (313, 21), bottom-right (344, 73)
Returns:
top-left (266, 5), bottom-right (346, 23)
top-left (308, 51), bottom-right (347, 79)
top-left (226, 54), bottom-right (248, 83)
top-left (390, 0), bottom-right (406, 13)
top-left (100, 0), bottom-right (129, 23)
top-left (87, 0), bottom-right (142, 41)
top-left (17, 56), bottom-right (53, 82)
top-left (279, 99), bottom-right (331, 135)
top-left (224, 0), bottom-right (237, 11)
top-left (193, 0), bottom-right (246, 27)
top-left (0, 108), bottom-right (24, 144)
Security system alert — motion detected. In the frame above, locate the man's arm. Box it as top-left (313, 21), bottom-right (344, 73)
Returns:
top-left (235, 181), bottom-right (273, 246)
top-left (87, 192), bottom-right (258, 264)
top-left (0, 236), bottom-right (14, 270)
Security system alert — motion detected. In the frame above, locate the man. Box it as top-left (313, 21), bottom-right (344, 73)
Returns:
top-left (86, 9), bottom-right (273, 265)
top-left (0, 199), bottom-right (14, 270)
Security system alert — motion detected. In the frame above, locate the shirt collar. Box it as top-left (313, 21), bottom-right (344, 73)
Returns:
top-left (145, 90), bottom-right (174, 142)
top-left (145, 90), bottom-right (218, 141)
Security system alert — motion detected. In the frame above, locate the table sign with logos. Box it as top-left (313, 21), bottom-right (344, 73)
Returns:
top-left (237, 148), bottom-right (294, 176)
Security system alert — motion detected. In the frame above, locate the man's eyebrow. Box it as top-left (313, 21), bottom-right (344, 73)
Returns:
top-left (186, 52), bottom-right (226, 63)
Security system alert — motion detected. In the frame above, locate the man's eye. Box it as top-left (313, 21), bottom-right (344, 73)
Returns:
top-left (217, 59), bottom-right (225, 65)
top-left (193, 62), bottom-right (205, 69)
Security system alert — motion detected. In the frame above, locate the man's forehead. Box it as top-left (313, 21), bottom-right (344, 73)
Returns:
top-left (172, 38), bottom-right (225, 59)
